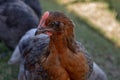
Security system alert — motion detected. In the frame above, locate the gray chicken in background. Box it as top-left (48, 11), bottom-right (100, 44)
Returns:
top-left (21, 0), bottom-right (42, 18)
top-left (8, 28), bottom-right (107, 80)
top-left (0, 0), bottom-right (41, 50)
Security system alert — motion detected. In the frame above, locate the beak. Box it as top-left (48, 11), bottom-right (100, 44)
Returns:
top-left (35, 28), bottom-right (45, 35)
top-left (35, 29), bottom-right (40, 35)
top-left (35, 26), bottom-right (45, 35)
top-left (35, 27), bottom-right (54, 36)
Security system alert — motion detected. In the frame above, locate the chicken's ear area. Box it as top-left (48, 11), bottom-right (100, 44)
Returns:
top-left (38, 11), bottom-right (49, 28)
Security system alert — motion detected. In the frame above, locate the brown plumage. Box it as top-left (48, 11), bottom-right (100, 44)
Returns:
top-left (36, 11), bottom-right (93, 80)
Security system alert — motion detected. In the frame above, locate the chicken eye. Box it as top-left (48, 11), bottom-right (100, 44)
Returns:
top-left (50, 21), bottom-right (60, 27)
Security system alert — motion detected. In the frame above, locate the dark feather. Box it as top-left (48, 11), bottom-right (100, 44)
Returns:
top-left (0, 0), bottom-right (39, 49)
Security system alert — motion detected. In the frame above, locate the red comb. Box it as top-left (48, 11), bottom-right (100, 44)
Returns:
top-left (38, 11), bottom-right (49, 28)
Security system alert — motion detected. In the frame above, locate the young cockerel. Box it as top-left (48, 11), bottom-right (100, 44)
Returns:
top-left (35, 11), bottom-right (93, 80)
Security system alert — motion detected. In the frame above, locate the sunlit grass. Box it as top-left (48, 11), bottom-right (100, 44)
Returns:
top-left (57, 0), bottom-right (120, 47)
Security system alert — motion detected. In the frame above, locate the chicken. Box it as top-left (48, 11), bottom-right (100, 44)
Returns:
top-left (35, 11), bottom-right (93, 80)
top-left (9, 45), bottom-right (108, 80)
top-left (19, 33), bottom-right (50, 80)
top-left (8, 29), bottom-right (107, 80)
top-left (8, 28), bottom-right (37, 80)
top-left (8, 28), bottom-right (37, 64)
top-left (0, 0), bottom-right (39, 50)
top-left (21, 0), bottom-right (42, 18)
top-left (8, 28), bottom-right (50, 80)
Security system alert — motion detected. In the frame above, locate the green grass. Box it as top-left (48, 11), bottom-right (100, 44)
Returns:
top-left (0, 62), bottom-right (18, 80)
top-left (0, 42), bottom-right (18, 80)
top-left (0, 0), bottom-right (120, 80)
top-left (108, 0), bottom-right (120, 20)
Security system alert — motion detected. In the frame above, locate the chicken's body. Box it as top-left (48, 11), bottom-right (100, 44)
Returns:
top-left (19, 33), bottom-right (50, 80)
top-left (0, 0), bottom-right (39, 49)
top-left (36, 11), bottom-right (93, 80)
top-left (8, 28), bottom-right (107, 80)
top-left (8, 29), bottom-right (37, 65)
top-left (42, 35), bottom-right (89, 80)
top-left (21, 0), bottom-right (42, 18)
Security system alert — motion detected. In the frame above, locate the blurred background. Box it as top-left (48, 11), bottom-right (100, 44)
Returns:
top-left (0, 0), bottom-right (120, 80)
